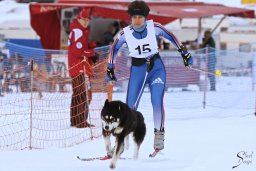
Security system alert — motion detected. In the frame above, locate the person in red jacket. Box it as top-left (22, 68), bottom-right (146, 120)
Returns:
top-left (68, 8), bottom-right (98, 128)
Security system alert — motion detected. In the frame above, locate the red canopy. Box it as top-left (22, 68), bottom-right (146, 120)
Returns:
top-left (29, 1), bottom-right (255, 49)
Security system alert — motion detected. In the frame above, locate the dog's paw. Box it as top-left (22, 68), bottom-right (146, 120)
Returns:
top-left (110, 162), bottom-right (116, 169)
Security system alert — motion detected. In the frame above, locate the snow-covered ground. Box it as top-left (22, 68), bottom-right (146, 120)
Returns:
top-left (0, 0), bottom-right (30, 27)
top-left (0, 114), bottom-right (255, 171)
top-left (0, 76), bottom-right (256, 171)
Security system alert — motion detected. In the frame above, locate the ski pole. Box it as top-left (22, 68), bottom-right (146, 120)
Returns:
top-left (132, 71), bottom-right (148, 110)
top-left (189, 67), bottom-right (222, 76)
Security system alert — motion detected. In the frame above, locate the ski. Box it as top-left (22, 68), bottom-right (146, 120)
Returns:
top-left (77, 155), bottom-right (111, 161)
top-left (77, 155), bottom-right (131, 161)
top-left (149, 148), bottom-right (161, 158)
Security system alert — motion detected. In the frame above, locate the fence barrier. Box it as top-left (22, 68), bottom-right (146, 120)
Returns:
top-left (0, 42), bottom-right (255, 150)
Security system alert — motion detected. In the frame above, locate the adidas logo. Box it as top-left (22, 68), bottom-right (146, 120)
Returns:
top-left (151, 77), bottom-right (164, 85)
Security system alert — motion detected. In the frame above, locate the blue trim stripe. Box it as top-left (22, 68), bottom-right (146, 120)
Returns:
top-left (109, 38), bottom-right (118, 64)
top-left (154, 23), bottom-right (182, 49)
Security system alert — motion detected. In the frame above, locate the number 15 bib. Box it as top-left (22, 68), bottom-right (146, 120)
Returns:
top-left (123, 20), bottom-right (158, 58)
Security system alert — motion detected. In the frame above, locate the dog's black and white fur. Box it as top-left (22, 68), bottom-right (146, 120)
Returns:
top-left (101, 99), bottom-right (146, 169)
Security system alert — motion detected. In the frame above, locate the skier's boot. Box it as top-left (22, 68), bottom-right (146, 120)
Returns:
top-left (154, 128), bottom-right (165, 150)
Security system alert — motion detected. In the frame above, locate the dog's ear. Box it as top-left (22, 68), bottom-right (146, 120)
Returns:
top-left (104, 99), bottom-right (109, 107)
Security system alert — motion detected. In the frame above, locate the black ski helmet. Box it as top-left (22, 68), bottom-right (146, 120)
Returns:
top-left (127, 0), bottom-right (150, 17)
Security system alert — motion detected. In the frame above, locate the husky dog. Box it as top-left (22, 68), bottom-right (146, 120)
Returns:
top-left (101, 99), bottom-right (146, 169)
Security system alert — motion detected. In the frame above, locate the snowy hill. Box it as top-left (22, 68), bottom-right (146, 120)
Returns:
top-left (0, 0), bottom-right (30, 28)
top-left (0, 0), bottom-right (36, 39)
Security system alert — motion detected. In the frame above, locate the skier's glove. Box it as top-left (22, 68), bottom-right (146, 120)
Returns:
top-left (181, 52), bottom-right (193, 67)
top-left (179, 46), bottom-right (193, 68)
top-left (106, 67), bottom-right (117, 82)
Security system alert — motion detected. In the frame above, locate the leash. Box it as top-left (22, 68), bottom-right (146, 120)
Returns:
top-left (107, 71), bottom-right (148, 110)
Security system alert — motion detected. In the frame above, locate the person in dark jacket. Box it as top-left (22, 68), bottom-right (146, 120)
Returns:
top-left (202, 30), bottom-right (216, 91)
top-left (68, 8), bottom-right (98, 128)
top-left (0, 51), bottom-right (4, 97)
top-left (102, 24), bottom-right (116, 46)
